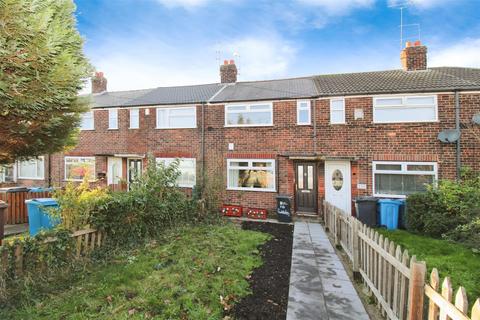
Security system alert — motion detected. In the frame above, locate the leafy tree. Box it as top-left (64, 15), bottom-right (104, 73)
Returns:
top-left (0, 0), bottom-right (92, 164)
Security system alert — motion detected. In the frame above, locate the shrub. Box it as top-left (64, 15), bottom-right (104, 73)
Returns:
top-left (406, 169), bottom-right (480, 241)
top-left (91, 156), bottom-right (197, 244)
top-left (445, 217), bottom-right (480, 251)
top-left (51, 179), bottom-right (111, 230)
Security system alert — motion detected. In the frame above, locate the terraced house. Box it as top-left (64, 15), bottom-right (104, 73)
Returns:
top-left (3, 42), bottom-right (480, 216)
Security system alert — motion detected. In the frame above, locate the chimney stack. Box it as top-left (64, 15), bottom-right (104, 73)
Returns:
top-left (220, 60), bottom-right (237, 83)
top-left (92, 71), bottom-right (107, 93)
top-left (400, 41), bottom-right (427, 71)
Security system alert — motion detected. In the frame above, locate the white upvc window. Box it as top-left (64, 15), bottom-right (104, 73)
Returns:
top-left (130, 108), bottom-right (140, 129)
top-left (80, 111), bottom-right (94, 130)
top-left (156, 106), bottom-right (196, 129)
top-left (17, 157), bottom-right (44, 180)
top-left (0, 164), bottom-right (16, 183)
top-left (373, 95), bottom-right (438, 123)
top-left (227, 159), bottom-right (276, 192)
top-left (156, 158), bottom-right (196, 188)
top-left (108, 109), bottom-right (118, 129)
top-left (225, 102), bottom-right (273, 127)
top-left (64, 156), bottom-right (96, 181)
top-left (330, 98), bottom-right (345, 124)
top-left (297, 100), bottom-right (311, 125)
top-left (373, 161), bottom-right (437, 198)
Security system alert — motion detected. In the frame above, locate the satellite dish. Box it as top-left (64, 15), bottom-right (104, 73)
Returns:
top-left (437, 129), bottom-right (461, 143)
top-left (472, 113), bottom-right (480, 125)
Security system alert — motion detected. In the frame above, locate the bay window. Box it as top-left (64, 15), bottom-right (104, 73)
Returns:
top-left (225, 103), bottom-right (273, 127)
top-left (373, 161), bottom-right (437, 197)
top-left (227, 159), bottom-right (276, 191)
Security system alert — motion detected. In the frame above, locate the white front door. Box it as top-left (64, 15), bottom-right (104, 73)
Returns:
top-left (325, 160), bottom-right (351, 214)
top-left (107, 157), bottom-right (123, 185)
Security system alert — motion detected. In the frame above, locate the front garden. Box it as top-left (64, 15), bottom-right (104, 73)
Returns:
top-left (0, 156), bottom-right (294, 319)
top-left (378, 168), bottom-right (480, 302)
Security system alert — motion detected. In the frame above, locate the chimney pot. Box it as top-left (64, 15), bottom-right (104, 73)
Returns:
top-left (406, 41), bottom-right (412, 47)
top-left (223, 60), bottom-right (228, 65)
top-left (414, 40), bottom-right (421, 46)
top-left (229, 59), bottom-right (234, 65)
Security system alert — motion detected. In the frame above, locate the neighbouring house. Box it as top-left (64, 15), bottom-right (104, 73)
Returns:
top-left (4, 41), bottom-right (480, 216)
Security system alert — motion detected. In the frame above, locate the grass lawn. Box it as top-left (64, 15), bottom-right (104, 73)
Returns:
top-left (1, 225), bottom-right (270, 320)
top-left (377, 229), bottom-right (480, 302)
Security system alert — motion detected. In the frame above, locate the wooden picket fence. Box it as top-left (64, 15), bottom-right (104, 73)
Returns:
top-left (0, 228), bottom-right (105, 279)
top-left (0, 190), bottom-right (51, 224)
top-left (323, 201), bottom-right (480, 320)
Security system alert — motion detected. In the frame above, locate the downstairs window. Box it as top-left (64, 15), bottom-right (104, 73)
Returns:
top-left (227, 159), bottom-right (276, 192)
top-left (373, 161), bottom-right (437, 197)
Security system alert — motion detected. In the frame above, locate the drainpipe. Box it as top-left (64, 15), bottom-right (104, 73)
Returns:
top-left (455, 90), bottom-right (461, 180)
top-left (312, 99), bottom-right (317, 154)
top-left (201, 102), bottom-right (206, 191)
top-left (48, 153), bottom-right (52, 187)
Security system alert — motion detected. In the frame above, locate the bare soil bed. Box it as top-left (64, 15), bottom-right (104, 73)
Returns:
top-left (228, 221), bottom-right (294, 320)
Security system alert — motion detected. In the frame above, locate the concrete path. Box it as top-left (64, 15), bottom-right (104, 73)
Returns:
top-left (287, 221), bottom-right (370, 320)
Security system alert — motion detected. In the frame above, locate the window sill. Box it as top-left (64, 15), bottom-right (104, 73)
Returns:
top-left (107, 128), bottom-right (119, 130)
top-left (17, 177), bottom-right (45, 180)
top-left (297, 123), bottom-right (312, 126)
top-left (330, 122), bottom-right (346, 125)
top-left (373, 194), bottom-right (407, 199)
top-left (373, 120), bottom-right (439, 124)
top-left (129, 127), bottom-right (140, 130)
top-left (156, 127), bottom-right (197, 130)
top-left (227, 187), bottom-right (276, 193)
top-left (224, 124), bottom-right (274, 128)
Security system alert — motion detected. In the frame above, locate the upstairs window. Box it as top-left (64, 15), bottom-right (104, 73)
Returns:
top-left (156, 158), bottom-right (196, 188)
top-left (80, 111), bottom-right (94, 130)
top-left (225, 103), bottom-right (273, 127)
top-left (130, 108), bottom-right (139, 129)
top-left (18, 157), bottom-right (44, 179)
top-left (297, 100), bottom-right (311, 125)
top-left (65, 156), bottom-right (96, 181)
top-left (227, 159), bottom-right (276, 192)
top-left (330, 98), bottom-right (345, 124)
top-left (373, 95), bottom-right (437, 123)
top-left (156, 107), bottom-right (196, 129)
top-left (108, 109), bottom-right (118, 129)
top-left (373, 161), bottom-right (437, 197)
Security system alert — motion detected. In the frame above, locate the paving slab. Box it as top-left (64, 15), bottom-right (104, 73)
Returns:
top-left (287, 221), bottom-right (370, 320)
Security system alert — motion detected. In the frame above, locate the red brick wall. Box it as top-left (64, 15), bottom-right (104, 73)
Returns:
top-left (43, 92), bottom-right (479, 215)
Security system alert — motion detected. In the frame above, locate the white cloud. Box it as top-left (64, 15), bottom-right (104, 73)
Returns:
top-left (217, 36), bottom-right (297, 80)
top-left (388, 0), bottom-right (452, 9)
top-left (83, 33), bottom-right (297, 92)
top-left (296, 0), bottom-right (375, 15)
top-left (430, 38), bottom-right (480, 68)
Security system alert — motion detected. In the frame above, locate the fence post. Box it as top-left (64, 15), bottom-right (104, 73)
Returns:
top-left (333, 208), bottom-right (339, 246)
top-left (408, 260), bottom-right (426, 320)
top-left (351, 218), bottom-right (361, 280)
top-left (0, 201), bottom-right (7, 245)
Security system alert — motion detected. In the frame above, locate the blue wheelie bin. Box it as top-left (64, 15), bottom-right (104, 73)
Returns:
top-left (378, 199), bottom-right (403, 230)
top-left (25, 198), bottom-right (60, 236)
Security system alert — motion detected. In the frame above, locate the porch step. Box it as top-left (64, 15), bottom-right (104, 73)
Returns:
top-left (295, 213), bottom-right (320, 223)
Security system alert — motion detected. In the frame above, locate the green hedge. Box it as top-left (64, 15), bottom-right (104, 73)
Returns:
top-left (406, 169), bottom-right (480, 250)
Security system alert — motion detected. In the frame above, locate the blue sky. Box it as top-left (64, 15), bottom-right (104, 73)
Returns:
top-left (74, 0), bottom-right (480, 92)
